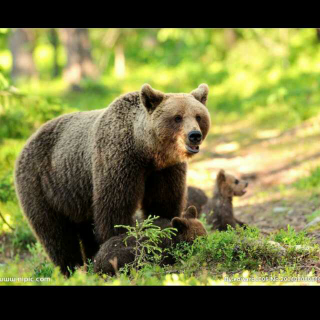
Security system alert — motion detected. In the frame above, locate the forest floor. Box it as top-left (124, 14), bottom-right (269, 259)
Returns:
top-left (188, 112), bottom-right (320, 242)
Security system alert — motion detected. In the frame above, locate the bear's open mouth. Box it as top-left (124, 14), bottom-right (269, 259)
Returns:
top-left (238, 189), bottom-right (247, 196)
top-left (186, 145), bottom-right (200, 154)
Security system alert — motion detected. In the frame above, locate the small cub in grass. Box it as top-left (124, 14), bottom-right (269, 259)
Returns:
top-left (94, 206), bottom-right (207, 276)
top-left (204, 169), bottom-right (248, 231)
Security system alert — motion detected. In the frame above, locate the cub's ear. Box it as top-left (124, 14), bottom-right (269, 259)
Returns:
top-left (217, 169), bottom-right (226, 186)
top-left (171, 217), bottom-right (188, 234)
top-left (140, 84), bottom-right (165, 113)
top-left (183, 206), bottom-right (198, 219)
top-left (190, 83), bottom-right (209, 106)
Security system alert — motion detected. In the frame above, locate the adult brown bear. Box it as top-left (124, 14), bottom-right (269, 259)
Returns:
top-left (14, 84), bottom-right (211, 276)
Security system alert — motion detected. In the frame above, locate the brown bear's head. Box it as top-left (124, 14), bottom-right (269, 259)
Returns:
top-left (215, 169), bottom-right (249, 198)
top-left (140, 84), bottom-right (211, 168)
top-left (171, 206), bottom-right (207, 242)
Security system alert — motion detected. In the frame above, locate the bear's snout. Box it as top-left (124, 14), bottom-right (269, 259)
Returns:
top-left (188, 130), bottom-right (202, 145)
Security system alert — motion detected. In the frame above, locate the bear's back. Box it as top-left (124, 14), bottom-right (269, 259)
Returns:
top-left (15, 92), bottom-right (145, 220)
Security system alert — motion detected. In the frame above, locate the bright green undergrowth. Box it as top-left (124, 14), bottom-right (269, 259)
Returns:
top-left (294, 166), bottom-right (320, 191)
top-left (1, 224), bottom-right (319, 286)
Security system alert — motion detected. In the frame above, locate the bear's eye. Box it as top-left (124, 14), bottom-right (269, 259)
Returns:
top-left (174, 115), bottom-right (183, 123)
top-left (196, 115), bottom-right (201, 122)
top-left (235, 179), bottom-right (239, 185)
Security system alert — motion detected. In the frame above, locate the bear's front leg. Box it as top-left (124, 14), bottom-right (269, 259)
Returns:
top-left (142, 162), bottom-right (187, 220)
top-left (92, 160), bottom-right (145, 244)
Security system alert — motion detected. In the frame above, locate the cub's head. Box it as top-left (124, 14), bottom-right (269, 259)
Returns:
top-left (140, 84), bottom-right (211, 168)
top-left (171, 206), bottom-right (207, 243)
top-left (215, 169), bottom-right (249, 198)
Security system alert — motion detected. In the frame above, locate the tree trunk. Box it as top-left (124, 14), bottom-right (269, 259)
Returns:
top-left (224, 29), bottom-right (237, 49)
top-left (59, 28), bottom-right (98, 89)
top-left (9, 28), bottom-right (38, 80)
top-left (49, 28), bottom-right (60, 78)
top-left (316, 28), bottom-right (320, 42)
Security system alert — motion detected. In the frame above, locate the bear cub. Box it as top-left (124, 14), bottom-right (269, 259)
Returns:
top-left (204, 169), bottom-right (248, 231)
top-left (186, 186), bottom-right (208, 215)
top-left (94, 206), bottom-right (207, 276)
top-left (187, 170), bottom-right (248, 231)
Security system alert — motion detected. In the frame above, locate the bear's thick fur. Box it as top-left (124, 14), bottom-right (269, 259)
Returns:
top-left (14, 84), bottom-right (211, 275)
top-left (93, 206), bottom-right (207, 275)
top-left (186, 186), bottom-right (208, 215)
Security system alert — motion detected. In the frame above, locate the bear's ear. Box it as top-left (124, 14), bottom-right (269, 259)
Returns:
top-left (171, 217), bottom-right (188, 234)
top-left (217, 169), bottom-right (226, 186)
top-left (140, 84), bottom-right (165, 113)
top-left (183, 206), bottom-right (198, 219)
top-left (190, 83), bottom-right (209, 106)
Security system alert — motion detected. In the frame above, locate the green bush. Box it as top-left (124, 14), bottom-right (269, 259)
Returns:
top-left (169, 225), bottom-right (318, 276)
top-left (271, 225), bottom-right (312, 246)
top-left (114, 216), bottom-right (176, 275)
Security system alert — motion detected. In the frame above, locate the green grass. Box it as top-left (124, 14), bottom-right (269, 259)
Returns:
top-left (293, 166), bottom-right (320, 190)
top-left (272, 225), bottom-right (313, 246)
top-left (1, 225), bottom-right (319, 286)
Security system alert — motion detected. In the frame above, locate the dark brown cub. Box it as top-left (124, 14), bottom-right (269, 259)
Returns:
top-left (93, 206), bottom-right (207, 276)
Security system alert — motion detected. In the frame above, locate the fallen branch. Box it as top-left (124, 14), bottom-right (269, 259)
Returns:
top-left (0, 209), bottom-right (15, 231)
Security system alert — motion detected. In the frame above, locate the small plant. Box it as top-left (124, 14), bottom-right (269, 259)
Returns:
top-left (11, 225), bottom-right (36, 250)
top-left (271, 225), bottom-right (312, 247)
top-left (86, 259), bottom-right (95, 275)
top-left (114, 216), bottom-right (177, 274)
top-left (26, 241), bottom-right (54, 278)
top-left (34, 261), bottom-right (54, 278)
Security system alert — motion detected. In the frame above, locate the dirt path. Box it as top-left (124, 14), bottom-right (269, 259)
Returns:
top-left (187, 114), bottom-right (320, 239)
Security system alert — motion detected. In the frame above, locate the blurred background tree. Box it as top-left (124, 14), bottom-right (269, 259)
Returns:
top-left (59, 28), bottom-right (99, 90)
top-left (9, 28), bottom-right (38, 80)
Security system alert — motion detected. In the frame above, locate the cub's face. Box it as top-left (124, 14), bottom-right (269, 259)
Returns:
top-left (216, 169), bottom-right (249, 198)
top-left (171, 206), bottom-right (207, 242)
top-left (140, 84), bottom-right (211, 168)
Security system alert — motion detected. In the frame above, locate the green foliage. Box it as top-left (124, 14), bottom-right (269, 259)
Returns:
top-left (293, 166), bottom-right (320, 190)
top-left (169, 225), bottom-right (318, 277)
top-left (114, 216), bottom-right (177, 274)
top-left (0, 224), bottom-right (319, 285)
top-left (11, 225), bottom-right (36, 250)
top-left (33, 262), bottom-right (54, 278)
top-left (0, 72), bottom-right (9, 89)
top-left (0, 171), bottom-right (15, 203)
top-left (86, 259), bottom-right (95, 275)
top-left (26, 242), bottom-right (53, 278)
top-left (271, 225), bottom-right (312, 247)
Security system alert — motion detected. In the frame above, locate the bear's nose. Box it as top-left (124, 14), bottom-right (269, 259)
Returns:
top-left (188, 130), bottom-right (202, 144)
